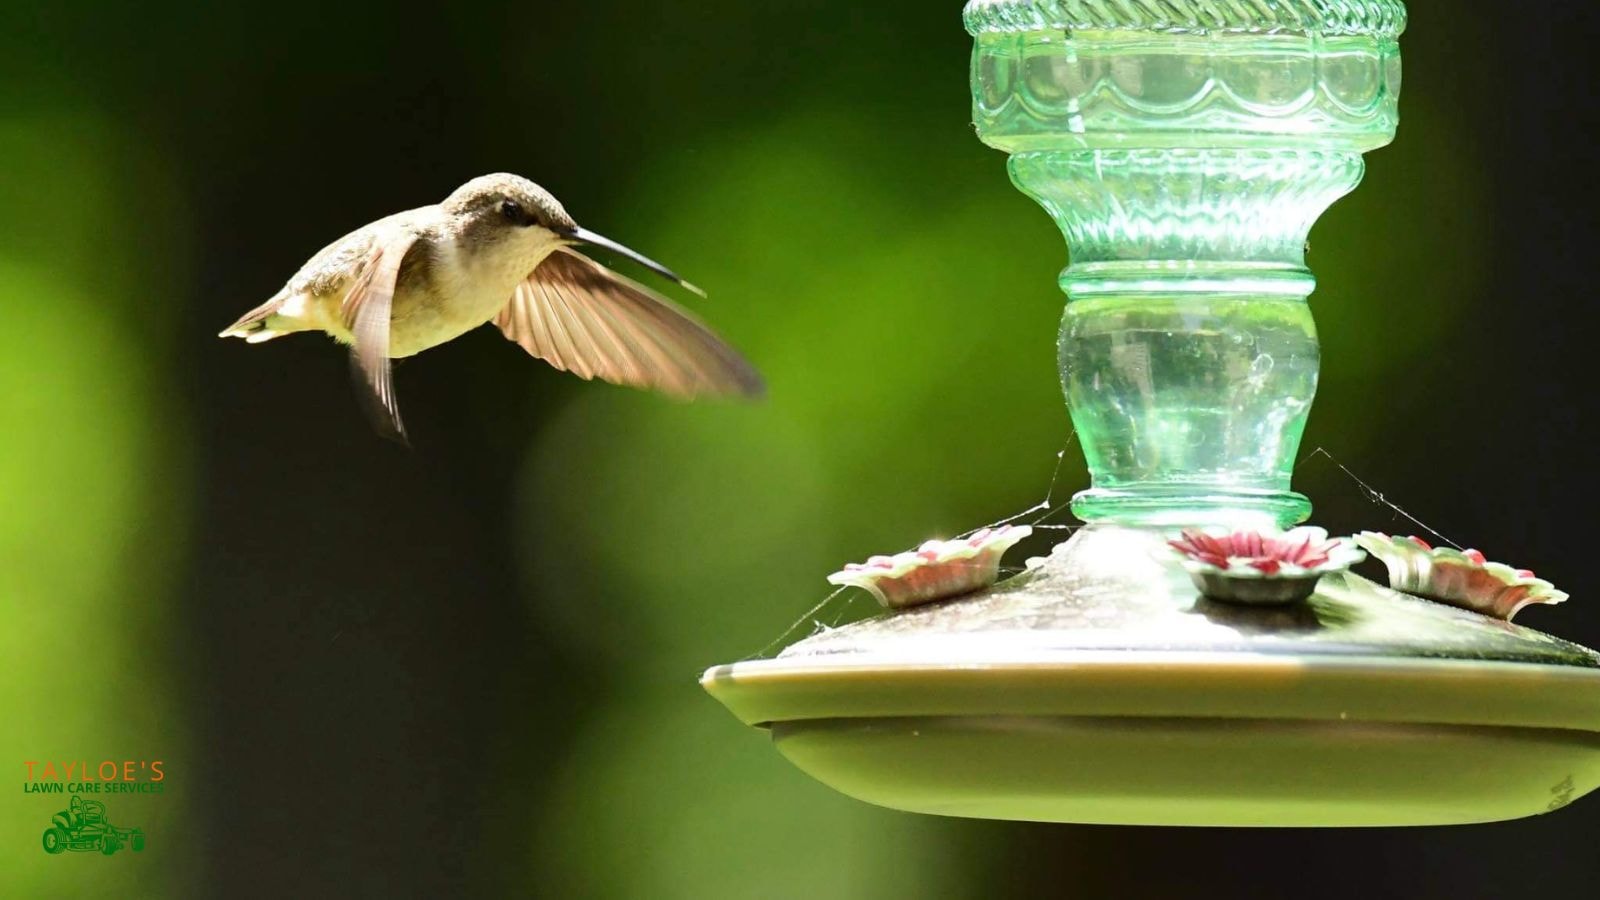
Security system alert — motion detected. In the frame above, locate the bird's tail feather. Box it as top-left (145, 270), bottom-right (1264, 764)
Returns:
top-left (219, 297), bottom-right (287, 343)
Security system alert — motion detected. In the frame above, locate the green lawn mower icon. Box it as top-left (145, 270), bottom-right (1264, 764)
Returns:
top-left (42, 794), bottom-right (145, 856)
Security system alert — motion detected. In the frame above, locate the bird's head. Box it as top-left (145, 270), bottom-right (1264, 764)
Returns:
top-left (443, 172), bottom-right (704, 295)
top-left (445, 173), bottom-right (576, 242)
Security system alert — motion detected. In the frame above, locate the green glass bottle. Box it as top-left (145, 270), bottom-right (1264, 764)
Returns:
top-left (968, 0), bottom-right (1405, 527)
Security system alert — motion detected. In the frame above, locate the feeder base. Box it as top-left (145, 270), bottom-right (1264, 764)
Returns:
top-left (703, 526), bottom-right (1600, 827)
top-left (773, 713), bottom-right (1600, 827)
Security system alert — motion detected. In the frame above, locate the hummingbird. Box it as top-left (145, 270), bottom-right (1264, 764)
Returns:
top-left (220, 173), bottom-right (763, 440)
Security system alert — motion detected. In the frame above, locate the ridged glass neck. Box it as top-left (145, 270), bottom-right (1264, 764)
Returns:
top-left (1012, 149), bottom-right (1365, 299)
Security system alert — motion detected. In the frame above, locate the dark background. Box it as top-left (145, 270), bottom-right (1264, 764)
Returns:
top-left (3, 1), bottom-right (1598, 897)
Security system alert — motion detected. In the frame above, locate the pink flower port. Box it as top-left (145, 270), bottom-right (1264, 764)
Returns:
top-left (1354, 532), bottom-right (1567, 621)
top-left (1167, 527), bottom-right (1358, 577)
top-left (827, 525), bottom-right (1032, 609)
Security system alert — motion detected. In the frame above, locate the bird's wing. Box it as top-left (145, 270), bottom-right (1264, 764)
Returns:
top-left (341, 228), bottom-right (419, 443)
top-left (288, 210), bottom-right (420, 299)
top-left (493, 249), bottom-right (763, 398)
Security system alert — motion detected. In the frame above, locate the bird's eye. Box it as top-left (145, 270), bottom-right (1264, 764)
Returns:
top-left (500, 200), bottom-right (524, 223)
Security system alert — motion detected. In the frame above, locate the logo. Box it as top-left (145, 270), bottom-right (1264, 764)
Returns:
top-left (23, 758), bottom-right (165, 856)
top-left (40, 794), bottom-right (146, 856)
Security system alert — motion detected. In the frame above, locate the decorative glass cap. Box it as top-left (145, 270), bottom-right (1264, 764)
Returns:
top-left (963, 0), bottom-right (1407, 38)
top-left (968, 0), bottom-right (1405, 154)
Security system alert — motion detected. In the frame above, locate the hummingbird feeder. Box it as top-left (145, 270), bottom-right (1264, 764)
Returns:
top-left (702, 0), bottom-right (1600, 827)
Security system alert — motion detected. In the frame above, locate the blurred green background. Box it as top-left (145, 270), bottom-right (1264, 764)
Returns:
top-left (3, 1), bottom-right (1598, 897)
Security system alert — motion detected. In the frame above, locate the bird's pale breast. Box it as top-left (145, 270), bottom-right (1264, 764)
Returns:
top-left (386, 226), bottom-right (564, 358)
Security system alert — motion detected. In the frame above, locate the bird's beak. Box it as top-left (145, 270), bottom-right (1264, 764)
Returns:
top-left (562, 226), bottom-right (706, 297)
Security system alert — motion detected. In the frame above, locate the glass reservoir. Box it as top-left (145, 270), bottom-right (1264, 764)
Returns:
top-left (974, 18), bottom-right (1399, 525)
